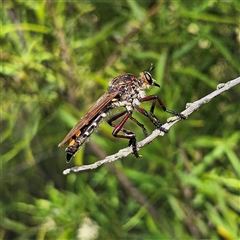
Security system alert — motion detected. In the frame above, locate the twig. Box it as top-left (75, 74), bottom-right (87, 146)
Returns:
top-left (63, 76), bottom-right (240, 174)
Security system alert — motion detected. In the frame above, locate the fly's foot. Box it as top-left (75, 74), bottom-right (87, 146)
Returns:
top-left (159, 126), bottom-right (168, 133)
top-left (129, 137), bottom-right (141, 158)
top-left (178, 112), bottom-right (186, 120)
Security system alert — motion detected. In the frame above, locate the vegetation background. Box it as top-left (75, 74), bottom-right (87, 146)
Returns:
top-left (1, 1), bottom-right (239, 239)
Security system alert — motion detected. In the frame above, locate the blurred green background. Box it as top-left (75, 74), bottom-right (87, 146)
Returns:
top-left (1, 1), bottom-right (240, 239)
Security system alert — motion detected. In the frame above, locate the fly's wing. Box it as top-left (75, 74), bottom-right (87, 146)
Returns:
top-left (58, 91), bottom-right (118, 147)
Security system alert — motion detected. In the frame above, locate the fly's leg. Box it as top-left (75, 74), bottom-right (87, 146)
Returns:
top-left (140, 95), bottom-right (186, 119)
top-left (107, 111), bottom-right (141, 158)
top-left (108, 110), bottom-right (148, 137)
top-left (138, 95), bottom-right (186, 131)
top-left (108, 111), bottom-right (135, 136)
top-left (136, 106), bottom-right (168, 133)
top-left (129, 115), bottom-right (148, 137)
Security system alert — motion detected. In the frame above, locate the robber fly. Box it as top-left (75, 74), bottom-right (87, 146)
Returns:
top-left (58, 64), bottom-right (185, 162)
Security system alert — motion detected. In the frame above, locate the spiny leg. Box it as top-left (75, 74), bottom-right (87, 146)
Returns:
top-left (129, 116), bottom-right (148, 137)
top-left (136, 106), bottom-right (168, 133)
top-left (108, 110), bottom-right (134, 135)
top-left (140, 95), bottom-right (186, 119)
top-left (137, 95), bottom-right (186, 131)
top-left (107, 111), bottom-right (140, 158)
top-left (108, 110), bottom-right (148, 137)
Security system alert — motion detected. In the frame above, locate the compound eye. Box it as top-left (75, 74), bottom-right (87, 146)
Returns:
top-left (144, 71), bottom-right (153, 85)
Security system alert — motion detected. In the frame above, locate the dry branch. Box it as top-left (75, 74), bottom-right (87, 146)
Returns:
top-left (63, 76), bottom-right (240, 175)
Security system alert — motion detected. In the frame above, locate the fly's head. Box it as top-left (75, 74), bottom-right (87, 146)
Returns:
top-left (139, 63), bottom-right (160, 90)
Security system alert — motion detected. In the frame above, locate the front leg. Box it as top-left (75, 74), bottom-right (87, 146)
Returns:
top-left (140, 95), bottom-right (186, 119)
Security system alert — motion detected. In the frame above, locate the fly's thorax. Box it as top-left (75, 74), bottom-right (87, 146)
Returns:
top-left (111, 99), bottom-right (133, 109)
top-left (111, 88), bottom-right (146, 111)
top-left (133, 90), bottom-right (146, 107)
top-left (108, 73), bottom-right (142, 92)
